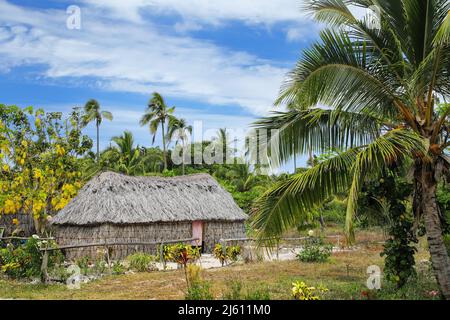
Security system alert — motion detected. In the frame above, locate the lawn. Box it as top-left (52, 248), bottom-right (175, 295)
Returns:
top-left (0, 229), bottom-right (439, 300)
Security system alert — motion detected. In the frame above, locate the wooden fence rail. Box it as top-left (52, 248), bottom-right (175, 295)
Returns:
top-left (39, 237), bottom-right (199, 284)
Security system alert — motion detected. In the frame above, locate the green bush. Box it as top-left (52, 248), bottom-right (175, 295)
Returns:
top-left (444, 234), bottom-right (450, 256)
top-left (185, 281), bottom-right (214, 300)
top-left (0, 236), bottom-right (63, 279)
top-left (222, 280), bottom-right (271, 300)
top-left (75, 256), bottom-right (91, 275)
top-left (127, 253), bottom-right (156, 272)
top-left (297, 237), bottom-right (333, 263)
top-left (111, 262), bottom-right (126, 275)
top-left (184, 264), bottom-right (213, 300)
top-left (213, 244), bottom-right (242, 266)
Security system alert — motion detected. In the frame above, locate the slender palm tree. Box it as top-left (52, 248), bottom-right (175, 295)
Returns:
top-left (82, 99), bottom-right (113, 161)
top-left (140, 93), bottom-right (175, 171)
top-left (213, 128), bottom-right (237, 164)
top-left (252, 0), bottom-right (450, 298)
top-left (168, 117), bottom-right (192, 175)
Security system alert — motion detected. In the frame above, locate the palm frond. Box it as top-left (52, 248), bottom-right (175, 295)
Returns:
top-left (345, 129), bottom-right (427, 241)
top-left (252, 108), bottom-right (381, 164)
top-left (251, 148), bottom-right (359, 242)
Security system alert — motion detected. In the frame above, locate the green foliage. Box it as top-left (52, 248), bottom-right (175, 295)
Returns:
top-left (291, 281), bottom-right (328, 300)
top-left (213, 244), bottom-right (242, 266)
top-left (222, 280), bottom-right (271, 300)
top-left (364, 174), bottom-right (418, 288)
top-left (297, 237), bottom-right (333, 263)
top-left (437, 183), bottom-right (450, 234)
top-left (127, 253), bottom-right (157, 272)
top-left (185, 281), bottom-right (213, 300)
top-left (443, 234), bottom-right (450, 257)
top-left (0, 236), bottom-right (62, 279)
top-left (184, 264), bottom-right (213, 300)
top-left (163, 243), bottom-right (200, 266)
top-left (111, 262), bottom-right (126, 275)
top-left (75, 256), bottom-right (91, 276)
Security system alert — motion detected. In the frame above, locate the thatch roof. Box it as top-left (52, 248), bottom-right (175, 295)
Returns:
top-left (51, 172), bottom-right (248, 226)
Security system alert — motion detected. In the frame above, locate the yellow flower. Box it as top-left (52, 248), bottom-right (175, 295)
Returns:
top-left (4, 199), bottom-right (17, 214)
top-left (12, 218), bottom-right (19, 225)
top-left (35, 117), bottom-right (41, 127)
top-left (21, 140), bottom-right (28, 148)
top-left (33, 168), bottom-right (43, 180)
top-left (55, 144), bottom-right (65, 156)
top-left (2, 164), bottom-right (9, 172)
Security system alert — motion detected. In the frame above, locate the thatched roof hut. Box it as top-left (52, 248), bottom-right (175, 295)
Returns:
top-left (51, 172), bottom-right (248, 259)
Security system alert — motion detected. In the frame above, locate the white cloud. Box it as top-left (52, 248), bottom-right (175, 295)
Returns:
top-left (0, 0), bottom-right (308, 115)
top-left (82, 0), bottom-right (309, 25)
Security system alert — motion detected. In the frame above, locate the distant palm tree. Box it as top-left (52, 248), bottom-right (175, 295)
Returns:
top-left (213, 128), bottom-right (236, 165)
top-left (140, 93), bottom-right (175, 171)
top-left (168, 117), bottom-right (192, 175)
top-left (82, 99), bottom-right (113, 161)
top-left (111, 130), bottom-right (136, 168)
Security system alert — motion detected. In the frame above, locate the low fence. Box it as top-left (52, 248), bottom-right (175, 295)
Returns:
top-left (38, 237), bottom-right (199, 283)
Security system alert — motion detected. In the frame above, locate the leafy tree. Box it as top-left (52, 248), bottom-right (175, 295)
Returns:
top-left (140, 93), bottom-right (175, 171)
top-left (0, 105), bottom-right (92, 234)
top-left (251, 0), bottom-right (450, 298)
top-left (82, 99), bottom-right (113, 161)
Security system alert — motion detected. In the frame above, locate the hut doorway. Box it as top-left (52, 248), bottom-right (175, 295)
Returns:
top-left (192, 221), bottom-right (204, 252)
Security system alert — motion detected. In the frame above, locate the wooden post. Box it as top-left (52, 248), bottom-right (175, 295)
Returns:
top-left (104, 244), bottom-right (111, 273)
top-left (159, 242), bottom-right (166, 269)
top-left (40, 249), bottom-right (49, 284)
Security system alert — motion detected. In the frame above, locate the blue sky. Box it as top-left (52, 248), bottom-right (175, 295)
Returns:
top-left (0, 0), bottom-right (323, 171)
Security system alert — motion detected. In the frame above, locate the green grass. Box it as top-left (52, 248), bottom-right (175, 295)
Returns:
top-left (0, 229), bottom-right (440, 300)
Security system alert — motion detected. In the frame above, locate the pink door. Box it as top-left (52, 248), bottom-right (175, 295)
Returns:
top-left (192, 221), bottom-right (203, 246)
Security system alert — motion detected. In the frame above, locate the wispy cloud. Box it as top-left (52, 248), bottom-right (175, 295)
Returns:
top-left (0, 0), bottom-right (318, 115)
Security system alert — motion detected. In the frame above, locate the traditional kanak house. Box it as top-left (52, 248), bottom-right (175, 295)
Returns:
top-left (50, 171), bottom-right (248, 259)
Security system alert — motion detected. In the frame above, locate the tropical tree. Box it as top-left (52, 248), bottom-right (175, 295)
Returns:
top-left (98, 131), bottom-right (164, 175)
top-left (212, 128), bottom-right (237, 165)
top-left (168, 117), bottom-right (192, 175)
top-left (82, 99), bottom-right (113, 161)
top-left (140, 93), bottom-right (175, 171)
top-left (251, 0), bottom-right (450, 298)
top-left (0, 105), bottom-right (92, 234)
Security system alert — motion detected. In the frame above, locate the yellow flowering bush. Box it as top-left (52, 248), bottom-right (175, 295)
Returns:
top-left (292, 281), bottom-right (329, 300)
top-left (0, 105), bottom-right (93, 233)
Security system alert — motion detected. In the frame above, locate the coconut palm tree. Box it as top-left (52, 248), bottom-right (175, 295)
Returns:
top-left (82, 99), bottom-right (113, 161)
top-left (168, 117), bottom-right (192, 175)
top-left (251, 0), bottom-right (450, 298)
top-left (212, 128), bottom-right (237, 165)
top-left (140, 93), bottom-right (175, 171)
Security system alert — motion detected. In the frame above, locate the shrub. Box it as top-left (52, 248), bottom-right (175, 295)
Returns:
top-left (75, 256), bottom-right (91, 275)
top-left (127, 253), bottom-right (157, 272)
top-left (163, 244), bottom-right (200, 266)
top-left (297, 237), bottom-right (332, 263)
top-left (213, 244), bottom-right (242, 266)
top-left (222, 280), bottom-right (271, 300)
top-left (184, 264), bottom-right (213, 300)
top-left (444, 234), bottom-right (450, 256)
top-left (111, 262), bottom-right (126, 275)
top-left (291, 281), bottom-right (328, 300)
top-left (0, 236), bottom-right (63, 279)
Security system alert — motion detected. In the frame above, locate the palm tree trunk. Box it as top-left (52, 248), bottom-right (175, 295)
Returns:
top-left (96, 121), bottom-right (100, 162)
top-left (161, 120), bottom-right (167, 171)
top-left (419, 163), bottom-right (450, 299)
